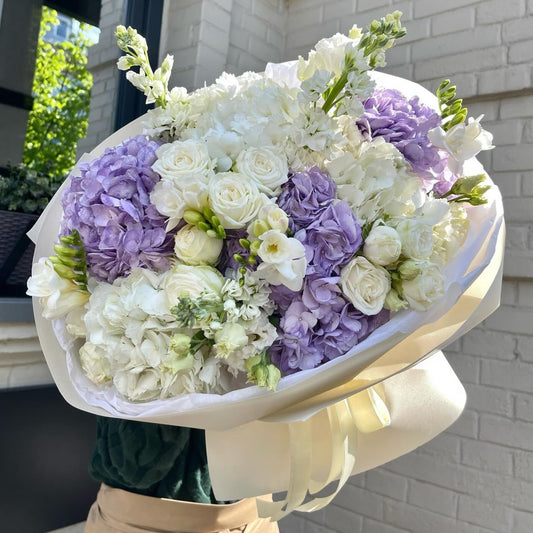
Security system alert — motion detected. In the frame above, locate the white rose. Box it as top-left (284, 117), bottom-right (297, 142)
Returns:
top-left (235, 147), bottom-right (288, 196)
top-left (402, 264), bottom-right (445, 311)
top-left (27, 257), bottom-right (89, 319)
top-left (79, 343), bottom-right (111, 385)
top-left (208, 172), bottom-right (266, 229)
top-left (163, 264), bottom-right (225, 308)
top-left (152, 139), bottom-right (214, 181)
top-left (340, 256), bottom-right (391, 315)
top-left (214, 322), bottom-right (249, 358)
top-left (255, 230), bottom-right (307, 291)
top-left (363, 225), bottom-right (402, 266)
top-left (174, 224), bottom-right (223, 266)
top-left (396, 219), bottom-right (434, 260)
top-left (150, 174), bottom-right (209, 230)
top-left (428, 115), bottom-right (494, 175)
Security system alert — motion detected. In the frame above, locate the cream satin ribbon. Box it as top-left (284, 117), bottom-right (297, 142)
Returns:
top-left (256, 386), bottom-right (389, 521)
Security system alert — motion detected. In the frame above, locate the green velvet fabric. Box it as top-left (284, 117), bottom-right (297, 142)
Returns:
top-left (89, 416), bottom-right (228, 504)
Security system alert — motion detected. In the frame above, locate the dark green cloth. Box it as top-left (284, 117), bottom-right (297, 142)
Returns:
top-left (89, 416), bottom-right (228, 503)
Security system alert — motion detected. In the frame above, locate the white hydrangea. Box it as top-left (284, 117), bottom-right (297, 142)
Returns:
top-left (80, 268), bottom-right (230, 400)
top-left (326, 138), bottom-right (421, 225)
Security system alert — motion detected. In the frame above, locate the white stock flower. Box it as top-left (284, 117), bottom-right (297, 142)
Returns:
top-left (152, 139), bottom-right (214, 180)
top-left (255, 230), bottom-right (307, 291)
top-left (340, 256), bottom-right (391, 315)
top-left (297, 33), bottom-right (359, 81)
top-left (208, 172), bottom-right (266, 229)
top-left (174, 224), bottom-right (223, 266)
top-left (299, 70), bottom-right (333, 104)
top-left (27, 258), bottom-right (89, 319)
top-left (402, 263), bottom-right (445, 311)
top-left (143, 87), bottom-right (190, 141)
top-left (235, 147), bottom-right (289, 196)
top-left (363, 225), bottom-right (402, 266)
top-left (163, 264), bottom-right (225, 308)
top-left (396, 218), bottom-right (434, 261)
top-left (291, 107), bottom-right (342, 153)
top-left (150, 173), bottom-right (210, 230)
top-left (428, 115), bottom-right (494, 175)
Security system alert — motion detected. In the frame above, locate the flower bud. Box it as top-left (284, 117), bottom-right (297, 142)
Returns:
top-left (183, 209), bottom-right (206, 226)
top-left (384, 289), bottom-right (408, 312)
top-left (169, 333), bottom-right (191, 357)
top-left (398, 260), bottom-right (422, 281)
top-left (252, 219), bottom-right (270, 237)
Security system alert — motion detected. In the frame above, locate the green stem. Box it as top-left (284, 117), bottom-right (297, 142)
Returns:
top-left (322, 70), bottom-right (348, 114)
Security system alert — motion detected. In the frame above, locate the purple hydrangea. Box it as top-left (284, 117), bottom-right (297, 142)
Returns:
top-left (357, 89), bottom-right (447, 186)
top-left (314, 305), bottom-right (389, 361)
top-left (61, 135), bottom-right (173, 282)
top-left (295, 201), bottom-right (362, 276)
top-left (270, 278), bottom-right (389, 373)
top-left (277, 167), bottom-right (336, 230)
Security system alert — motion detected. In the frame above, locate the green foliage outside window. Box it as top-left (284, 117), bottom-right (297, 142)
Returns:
top-left (23, 6), bottom-right (95, 186)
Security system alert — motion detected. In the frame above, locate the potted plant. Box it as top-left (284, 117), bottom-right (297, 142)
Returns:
top-left (0, 164), bottom-right (59, 297)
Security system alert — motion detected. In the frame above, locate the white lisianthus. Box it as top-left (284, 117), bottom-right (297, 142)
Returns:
top-left (428, 115), bottom-right (494, 175)
top-left (113, 368), bottom-right (162, 402)
top-left (150, 173), bottom-right (210, 230)
top-left (152, 139), bottom-right (214, 180)
top-left (214, 322), bottom-right (249, 358)
top-left (340, 256), bottom-right (391, 315)
top-left (27, 257), bottom-right (89, 319)
top-left (396, 218), bottom-right (434, 260)
top-left (401, 263), bottom-right (445, 311)
top-left (363, 225), bottom-right (402, 266)
top-left (163, 264), bottom-right (225, 309)
top-left (255, 230), bottom-right (307, 291)
top-left (174, 224), bottom-right (223, 266)
top-left (79, 343), bottom-right (111, 385)
top-left (235, 147), bottom-right (289, 196)
top-left (208, 172), bottom-right (266, 229)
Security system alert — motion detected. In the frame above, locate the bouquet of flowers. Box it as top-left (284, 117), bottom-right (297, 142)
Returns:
top-left (28, 11), bottom-right (504, 519)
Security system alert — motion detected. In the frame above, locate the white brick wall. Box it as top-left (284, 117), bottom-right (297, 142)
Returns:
top-left (77, 0), bottom-right (126, 156)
